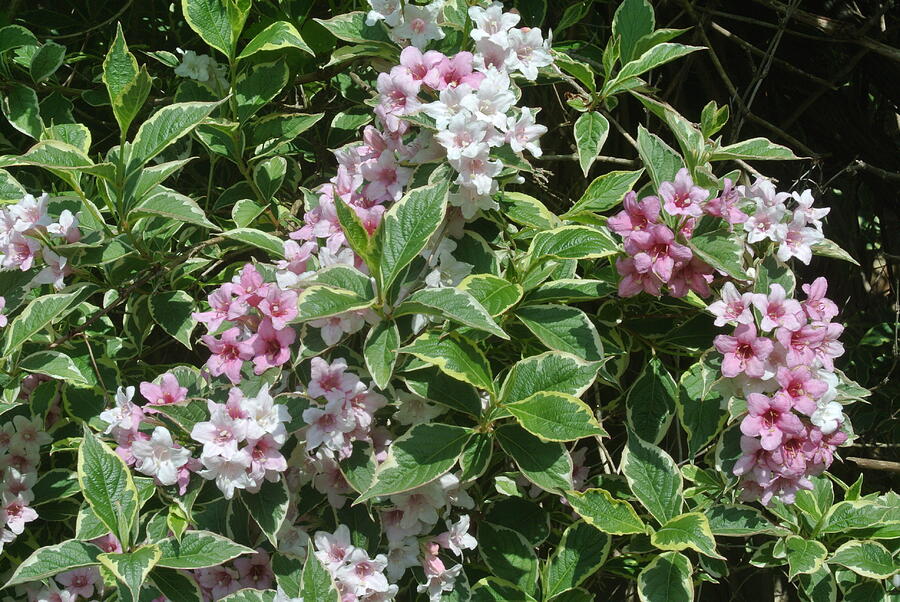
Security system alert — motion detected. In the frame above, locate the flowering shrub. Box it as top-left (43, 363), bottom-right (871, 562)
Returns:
top-left (0, 0), bottom-right (897, 601)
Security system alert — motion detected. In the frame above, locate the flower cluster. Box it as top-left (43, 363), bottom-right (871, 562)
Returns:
top-left (0, 415), bottom-right (48, 555)
top-left (0, 193), bottom-right (81, 290)
top-left (100, 384), bottom-right (196, 494)
top-left (713, 276), bottom-right (847, 504)
top-left (740, 180), bottom-right (827, 264)
top-left (174, 49), bottom-right (228, 91)
top-left (313, 525), bottom-right (395, 601)
top-left (193, 548), bottom-right (275, 600)
top-left (191, 384), bottom-right (290, 499)
top-left (194, 263), bottom-right (298, 384)
top-left (610, 169), bottom-right (715, 298)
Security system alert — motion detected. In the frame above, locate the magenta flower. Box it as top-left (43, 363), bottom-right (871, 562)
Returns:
top-left (615, 256), bottom-right (663, 297)
top-left (741, 392), bottom-right (804, 450)
top-left (776, 366), bottom-right (827, 415)
top-left (396, 46), bottom-right (444, 87)
top-left (608, 192), bottom-right (661, 239)
top-left (715, 323), bottom-right (774, 378)
top-left (433, 51), bottom-right (485, 90)
top-left (658, 168), bottom-right (708, 218)
top-left (201, 327), bottom-right (254, 384)
top-left (192, 284), bottom-right (247, 332)
top-left (140, 373), bottom-right (188, 407)
top-left (257, 287), bottom-right (298, 330)
top-left (766, 430), bottom-right (814, 479)
top-left (801, 277), bottom-right (839, 322)
top-left (752, 283), bottom-right (804, 332)
top-left (626, 224), bottom-right (693, 283)
top-left (250, 318), bottom-right (295, 375)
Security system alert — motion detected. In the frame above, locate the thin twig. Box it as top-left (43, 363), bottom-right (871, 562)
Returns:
top-left (539, 154), bottom-right (639, 167)
top-left (45, 0), bottom-right (135, 40)
top-left (847, 457), bottom-right (900, 473)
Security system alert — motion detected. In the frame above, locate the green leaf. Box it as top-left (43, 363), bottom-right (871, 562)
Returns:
top-left (394, 287), bottom-right (508, 339)
top-left (573, 112), bottom-right (610, 176)
top-left (241, 479), bottom-right (289, 547)
top-left (0, 168), bottom-right (26, 201)
top-left (3, 287), bottom-right (92, 354)
top-left (377, 179), bottom-right (449, 294)
top-left (182, 0), bottom-right (250, 58)
top-left (313, 12), bottom-right (393, 45)
top-left (626, 357), bottom-right (677, 445)
top-left (334, 195), bottom-right (377, 271)
top-left (498, 192), bottom-right (559, 230)
top-left (149, 291), bottom-right (197, 349)
top-left (4, 539), bottom-right (102, 587)
top-left (812, 238), bottom-right (859, 265)
top-left (131, 101), bottom-right (221, 166)
top-left (471, 578), bottom-right (534, 602)
top-left (132, 187), bottom-right (218, 230)
top-left (651, 512), bottom-right (724, 559)
top-left (231, 199), bottom-right (265, 227)
top-left (612, 0), bottom-right (655, 63)
top-left (459, 432), bottom-right (493, 481)
top-left (402, 332), bottom-right (494, 392)
top-left (700, 101), bottom-right (729, 138)
top-left (500, 351), bottom-right (599, 404)
top-left (250, 113), bottom-right (324, 155)
top-left (530, 225), bottom-right (618, 261)
top-left (564, 169), bottom-right (645, 217)
top-left (621, 432), bottom-right (683, 525)
top-left (515, 304), bottom-right (603, 362)
top-left (0, 25), bottom-right (38, 53)
top-left (478, 522), bottom-right (539, 594)
top-left (356, 423), bottom-right (472, 503)
top-left (505, 391), bottom-right (607, 441)
top-left (677, 356), bottom-right (728, 456)
top-left (221, 227), bottom-right (286, 258)
top-left (609, 43), bottom-right (704, 94)
top-left (495, 424), bottom-right (573, 493)
top-left (235, 60), bottom-right (289, 122)
top-left (301, 546), bottom-right (340, 601)
top-left (689, 228), bottom-right (748, 281)
top-left (42, 123), bottom-right (91, 153)
top-left (77, 427), bottom-right (140, 546)
top-left (785, 535), bottom-right (828, 579)
top-left (156, 530), bottom-right (255, 569)
top-left (253, 155), bottom-right (286, 200)
top-left (98, 545), bottom-right (162, 601)
top-left (566, 487), bottom-right (645, 535)
top-left (828, 540), bottom-right (898, 579)
top-left (1, 83), bottom-right (43, 138)
top-left (239, 20), bottom-right (313, 58)
top-left (636, 125), bottom-right (685, 188)
top-left (458, 274), bottom-right (523, 317)
top-left (102, 24), bottom-right (138, 101)
top-left (32, 469), bottom-right (80, 504)
top-left (820, 500), bottom-right (898, 535)
top-left (637, 552), bottom-right (693, 602)
top-left (797, 566), bottom-right (837, 602)
top-left (339, 441), bottom-right (377, 494)
top-left (272, 553), bottom-right (302, 597)
top-left (403, 367), bottom-right (483, 417)
top-left (363, 320), bottom-right (399, 390)
top-left (296, 286), bottom-right (374, 322)
top-left (705, 504), bottom-right (787, 537)
top-left (150, 567), bottom-right (204, 602)
top-left (711, 137), bottom-right (800, 161)
top-left (20, 350), bottom-right (89, 385)
top-left (30, 40), bottom-right (66, 82)
top-left (543, 520), bottom-right (611, 598)
top-left (525, 279), bottom-right (616, 303)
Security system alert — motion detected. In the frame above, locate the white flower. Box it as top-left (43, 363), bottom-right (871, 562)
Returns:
top-left (506, 27), bottom-right (553, 80)
top-left (198, 448), bottom-right (253, 499)
top-left (366, 0), bottom-right (402, 27)
top-left (243, 384), bottom-right (290, 443)
top-left (32, 248), bottom-right (68, 290)
top-left (468, 2), bottom-right (519, 47)
top-left (99, 386), bottom-right (140, 434)
top-left (314, 524), bottom-right (356, 572)
top-left (776, 214), bottom-right (823, 265)
top-left (310, 311), bottom-right (366, 346)
top-left (450, 145), bottom-right (503, 197)
top-left (418, 562), bottom-right (463, 602)
top-left (385, 537), bottom-right (419, 580)
top-left (422, 84), bottom-right (475, 130)
top-left (505, 107), bottom-right (547, 157)
top-left (448, 183), bottom-right (500, 220)
top-left (131, 427), bottom-right (191, 486)
top-left (811, 401), bottom-right (843, 435)
top-left (393, 1), bottom-right (446, 49)
top-left (435, 515), bottom-right (478, 556)
top-left (434, 113), bottom-right (492, 160)
top-left (743, 200), bottom-right (788, 244)
top-left (174, 50), bottom-right (212, 82)
top-left (335, 548), bottom-right (390, 597)
top-left (792, 189), bottom-right (829, 229)
top-left (393, 392), bottom-right (445, 425)
top-left (459, 68), bottom-right (515, 129)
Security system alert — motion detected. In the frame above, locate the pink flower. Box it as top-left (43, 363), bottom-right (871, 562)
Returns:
top-left (607, 192), bottom-right (661, 239)
top-left (246, 435), bottom-right (287, 481)
top-left (257, 287), bottom-right (298, 330)
top-left (375, 71), bottom-right (421, 131)
top-left (192, 284), bottom-right (247, 332)
top-left (801, 277), bottom-right (838, 322)
top-left (276, 240), bottom-right (317, 275)
top-left (0, 296), bottom-right (6, 328)
top-left (302, 398), bottom-right (356, 452)
top-left (201, 327), bottom-right (254, 384)
top-left (668, 256), bottom-right (714, 298)
top-left (0, 493), bottom-right (38, 535)
top-left (360, 151), bottom-right (412, 202)
top-left (626, 224), bottom-right (693, 283)
top-left (249, 318), bottom-right (295, 375)
top-left (433, 51), bottom-right (485, 90)
top-left (396, 46), bottom-right (444, 87)
top-left (814, 322), bottom-right (845, 371)
top-left (2, 232), bottom-right (40, 271)
top-left (140, 373), bottom-right (188, 407)
top-left (55, 567), bottom-right (97, 598)
top-left (505, 107), bottom-right (546, 157)
top-left (308, 357), bottom-right (360, 402)
top-left (776, 214), bottom-right (822, 264)
top-left (235, 549), bottom-right (275, 590)
top-left (741, 392), bottom-right (804, 450)
top-left (715, 323), bottom-right (774, 378)
top-left (89, 533), bottom-right (122, 554)
top-left (337, 548), bottom-right (391, 597)
top-left (752, 283), bottom-right (804, 332)
top-left (314, 525), bottom-right (356, 572)
top-left (776, 366), bottom-right (827, 415)
top-left (704, 178), bottom-right (748, 224)
top-left (775, 324), bottom-right (826, 368)
top-left (658, 168), bottom-right (708, 217)
top-left (708, 282), bottom-right (756, 326)
top-left (192, 400), bottom-right (248, 456)
top-left (197, 565), bottom-right (241, 599)
top-left (232, 264), bottom-right (269, 307)
top-left (616, 256), bottom-right (663, 297)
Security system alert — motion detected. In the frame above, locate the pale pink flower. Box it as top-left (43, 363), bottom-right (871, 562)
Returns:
top-left (276, 240), bottom-right (317, 275)
top-left (0, 297), bottom-right (6, 328)
top-left (140, 373), bottom-right (188, 407)
top-left (32, 248), bottom-right (70, 290)
top-left (396, 46), bottom-right (444, 87)
top-left (704, 178), bottom-right (748, 225)
top-left (247, 435), bottom-right (287, 481)
top-left (99, 386), bottom-right (143, 434)
top-left (434, 113), bottom-right (491, 161)
top-left (776, 214), bottom-right (822, 264)
top-left (791, 189), bottom-right (829, 228)
top-left (366, 0), bottom-right (402, 27)
top-left (191, 399), bottom-right (248, 457)
top-left (376, 71), bottom-right (422, 131)
top-left (434, 515), bottom-right (477, 556)
top-left (257, 287), bottom-right (298, 330)
top-left (505, 27), bottom-right (553, 80)
top-left (201, 327), bottom-right (254, 384)
top-left (752, 283), bottom-right (804, 332)
top-left (715, 323), bottom-right (773, 378)
top-left (810, 401), bottom-right (843, 435)
top-left (235, 548), bottom-right (275, 590)
top-left (197, 565), bottom-right (241, 599)
top-left (2, 232), bottom-right (40, 271)
top-left (9, 193), bottom-right (50, 233)
top-left (393, 1), bottom-right (445, 49)
top-left (308, 357), bottom-right (360, 402)
top-left (90, 533), bottom-right (122, 554)
top-left (801, 277), bottom-right (839, 322)
top-left (0, 492), bottom-right (37, 535)
top-left (314, 525), bottom-right (356, 572)
top-left (505, 107), bottom-right (547, 157)
top-left (659, 169), bottom-right (708, 218)
top-left (131, 426), bottom-right (192, 486)
top-left (743, 200), bottom-right (788, 244)
top-left (459, 68), bottom-right (515, 129)
top-left (302, 398), bottom-right (356, 452)
top-left (336, 548), bottom-right (390, 597)
top-left (814, 322), bottom-right (845, 371)
top-left (54, 567), bottom-right (96, 599)
top-left (708, 282), bottom-right (756, 326)
top-left (360, 151), bottom-right (412, 202)
top-left (232, 264), bottom-right (270, 307)
top-left (469, 3), bottom-right (520, 47)
top-left (46, 209), bottom-right (81, 243)
top-left (450, 146), bottom-right (503, 197)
